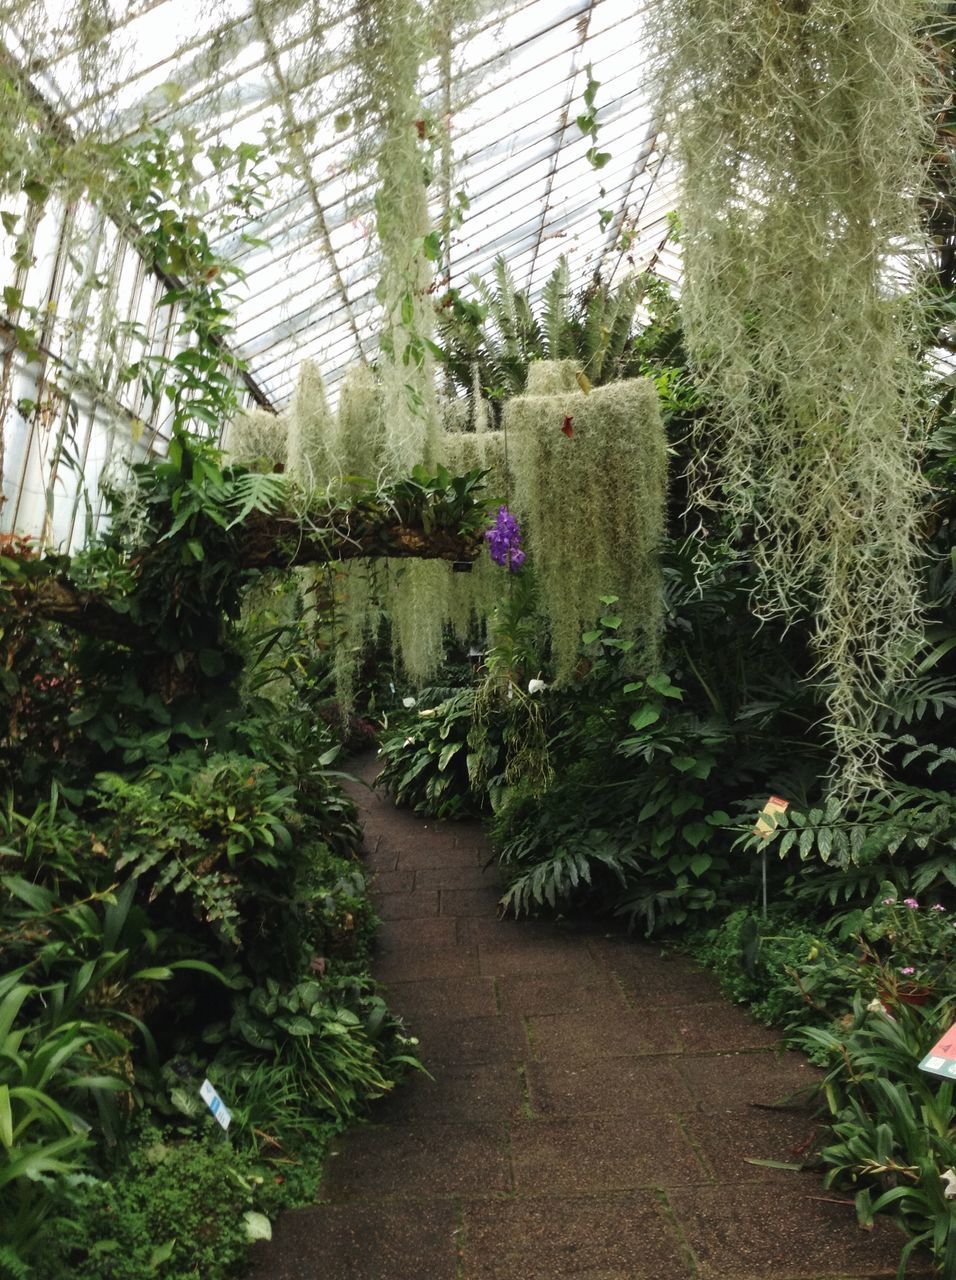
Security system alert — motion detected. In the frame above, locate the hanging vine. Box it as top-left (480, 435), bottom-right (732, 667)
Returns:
top-left (653, 0), bottom-right (937, 790)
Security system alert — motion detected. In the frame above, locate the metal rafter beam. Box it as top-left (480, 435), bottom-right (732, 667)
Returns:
top-left (524, 0), bottom-right (597, 292)
top-left (248, 0), bottom-right (367, 370)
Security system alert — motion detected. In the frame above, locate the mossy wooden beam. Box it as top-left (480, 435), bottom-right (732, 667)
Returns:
top-left (7, 508), bottom-right (482, 647)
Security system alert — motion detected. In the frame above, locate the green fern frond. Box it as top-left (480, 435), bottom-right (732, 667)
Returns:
top-left (225, 471), bottom-right (288, 528)
top-left (0, 1244), bottom-right (30, 1280)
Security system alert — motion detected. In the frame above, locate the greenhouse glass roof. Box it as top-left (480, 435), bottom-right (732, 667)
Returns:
top-left (2, 0), bottom-right (679, 410)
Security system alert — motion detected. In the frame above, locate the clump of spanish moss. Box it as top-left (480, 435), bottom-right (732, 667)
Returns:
top-left (349, 0), bottom-right (440, 477)
top-left (508, 370), bottom-right (667, 681)
top-left (335, 363), bottom-right (385, 482)
top-left (286, 360), bottom-right (335, 489)
top-left (526, 359), bottom-right (581, 395)
top-left (653, 0), bottom-right (935, 790)
top-left (440, 428), bottom-right (509, 507)
top-left (222, 408), bottom-right (286, 471)
top-left (387, 562), bottom-right (451, 683)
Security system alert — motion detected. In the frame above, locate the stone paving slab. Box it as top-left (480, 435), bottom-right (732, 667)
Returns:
top-left (455, 916), bottom-right (571, 946)
top-left (666, 1184), bottom-right (933, 1278)
top-left (248, 1202), bottom-right (459, 1279)
top-left (677, 1049), bottom-right (822, 1110)
top-left (373, 944), bottom-right (479, 984)
top-left (459, 1192), bottom-right (695, 1279)
top-left (375, 889), bottom-right (440, 919)
top-left (495, 972), bottom-right (628, 1016)
top-left (524, 1054), bottom-right (693, 1117)
top-left (382, 975), bottom-right (498, 1021)
top-left (375, 916), bottom-right (459, 950)
top-left (526, 1007), bottom-right (684, 1059)
top-left (411, 1013), bottom-right (529, 1065)
top-left (478, 940), bottom-right (601, 977)
top-left (509, 1113), bottom-right (707, 1192)
top-left (673, 1001), bottom-right (784, 1053)
top-left (249, 752), bottom-right (933, 1280)
top-left (320, 1121), bottom-right (512, 1201)
top-left (371, 870), bottom-right (415, 895)
top-left (394, 841), bottom-right (479, 871)
top-left (683, 1104), bottom-right (824, 1184)
top-left (440, 886), bottom-right (505, 916)
top-left (414, 864), bottom-right (500, 891)
top-left (374, 1062), bottom-right (526, 1125)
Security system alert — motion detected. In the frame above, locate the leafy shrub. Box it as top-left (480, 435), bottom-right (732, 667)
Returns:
top-left (59, 1128), bottom-right (265, 1280)
top-left (688, 908), bottom-right (835, 1029)
top-left (377, 688), bottom-right (483, 818)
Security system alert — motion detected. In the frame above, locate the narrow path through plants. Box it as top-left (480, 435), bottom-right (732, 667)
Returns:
top-left (250, 754), bottom-right (929, 1280)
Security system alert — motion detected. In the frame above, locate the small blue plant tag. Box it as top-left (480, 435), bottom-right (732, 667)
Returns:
top-left (199, 1078), bottom-right (232, 1130)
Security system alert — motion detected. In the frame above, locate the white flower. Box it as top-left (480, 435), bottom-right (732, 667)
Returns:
top-left (402, 696), bottom-right (417, 708)
top-left (942, 1169), bottom-right (956, 1200)
top-left (527, 678), bottom-right (548, 695)
top-left (866, 997), bottom-right (887, 1014)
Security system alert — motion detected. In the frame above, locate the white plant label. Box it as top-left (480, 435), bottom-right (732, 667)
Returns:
top-left (199, 1078), bottom-right (232, 1130)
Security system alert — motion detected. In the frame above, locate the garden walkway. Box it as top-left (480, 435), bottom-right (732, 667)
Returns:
top-left (250, 753), bottom-right (928, 1280)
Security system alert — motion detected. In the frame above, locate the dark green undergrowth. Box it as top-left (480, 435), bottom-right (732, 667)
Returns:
top-left (0, 436), bottom-right (447, 1280)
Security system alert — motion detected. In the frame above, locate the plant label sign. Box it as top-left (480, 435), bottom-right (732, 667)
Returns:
top-left (200, 1077), bottom-right (232, 1130)
top-left (754, 795), bottom-right (788, 839)
top-left (918, 1020), bottom-right (956, 1081)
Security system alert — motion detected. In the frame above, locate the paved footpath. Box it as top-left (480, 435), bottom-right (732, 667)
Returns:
top-left (250, 753), bottom-right (930, 1280)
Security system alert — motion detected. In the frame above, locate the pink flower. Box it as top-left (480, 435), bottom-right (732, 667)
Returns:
top-left (901, 966), bottom-right (916, 975)
top-left (932, 904), bottom-right (946, 912)
top-left (903, 898), bottom-right (919, 909)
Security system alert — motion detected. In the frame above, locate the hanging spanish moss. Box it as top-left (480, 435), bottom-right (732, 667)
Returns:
top-left (349, 0), bottom-right (440, 477)
top-left (388, 562), bottom-right (451, 682)
top-left (343, 0), bottom-right (487, 681)
top-left (335, 363), bottom-right (385, 481)
top-left (222, 408), bottom-right (287, 471)
top-left (653, 0), bottom-right (935, 789)
top-left (437, 391), bottom-right (512, 642)
top-left (508, 370), bottom-right (667, 682)
top-left (331, 561), bottom-right (384, 710)
top-left (286, 360), bottom-right (335, 490)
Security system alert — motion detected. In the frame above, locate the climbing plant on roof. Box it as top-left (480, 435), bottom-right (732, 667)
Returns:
top-left (653, 0), bottom-right (937, 792)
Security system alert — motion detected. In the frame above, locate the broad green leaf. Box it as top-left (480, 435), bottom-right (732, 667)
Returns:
top-left (628, 705), bottom-right (659, 732)
top-left (243, 1211), bottom-right (272, 1242)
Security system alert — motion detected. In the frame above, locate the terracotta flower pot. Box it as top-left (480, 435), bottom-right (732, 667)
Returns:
top-left (878, 980), bottom-right (932, 1007)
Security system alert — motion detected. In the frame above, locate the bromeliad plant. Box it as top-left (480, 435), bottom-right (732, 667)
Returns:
top-left (799, 998), bottom-right (956, 1279)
